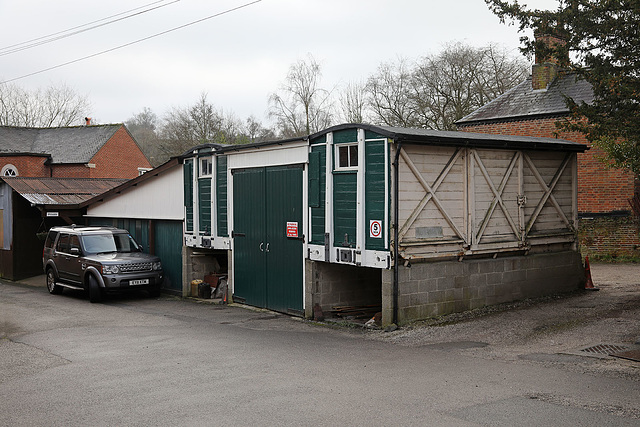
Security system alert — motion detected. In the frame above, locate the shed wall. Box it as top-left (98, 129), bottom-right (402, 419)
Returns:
top-left (86, 166), bottom-right (183, 220)
top-left (396, 144), bottom-right (578, 260)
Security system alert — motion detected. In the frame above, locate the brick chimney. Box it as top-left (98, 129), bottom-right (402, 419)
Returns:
top-left (531, 29), bottom-right (568, 90)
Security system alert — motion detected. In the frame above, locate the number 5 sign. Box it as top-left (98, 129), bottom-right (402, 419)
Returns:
top-left (369, 220), bottom-right (382, 238)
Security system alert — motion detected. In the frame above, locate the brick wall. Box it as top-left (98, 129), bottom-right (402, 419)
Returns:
top-left (579, 216), bottom-right (640, 260)
top-left (50, 164), bottom-right (91, 178)
top-left (458, 117), bottom-right (636, 214)
top-left (0, 156), bottom-right (49, 177)
top-left (89, 126), bottom-right (152, 179)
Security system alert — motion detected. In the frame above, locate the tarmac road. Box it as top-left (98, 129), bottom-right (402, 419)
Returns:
top-left (1, 265), bottom-right (639, 427)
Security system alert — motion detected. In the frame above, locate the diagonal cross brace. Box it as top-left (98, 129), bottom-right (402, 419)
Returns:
top-left (524, 153), bottom-right (573, 235)
top-left (474, 150), bottom-right (521, 242)
top-left (398, 148), bottom-right (464, 241)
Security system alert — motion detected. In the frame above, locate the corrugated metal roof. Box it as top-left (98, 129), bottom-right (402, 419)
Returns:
top-left (0, 124), bottom-right (121, 164)
top-left (456, 72), bottom-right (594, 125)
top-left (2, 177), bottom-right (127, 206)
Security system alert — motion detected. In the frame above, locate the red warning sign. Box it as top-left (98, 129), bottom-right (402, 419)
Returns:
top-left (286, 222), bottom-right (298, 238)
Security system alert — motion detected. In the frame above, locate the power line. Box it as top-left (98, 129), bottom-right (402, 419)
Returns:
top-left (0, 0), bottom-right (262, 84)
top-left (0, 0), bottom-right (178, 55)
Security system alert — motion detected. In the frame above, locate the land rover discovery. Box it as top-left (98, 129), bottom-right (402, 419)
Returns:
top-left (42, 226), bottom-right (164, 303)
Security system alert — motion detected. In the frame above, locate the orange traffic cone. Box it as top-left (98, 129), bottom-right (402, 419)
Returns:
top-left (584, 256), bottom-right (599, 291)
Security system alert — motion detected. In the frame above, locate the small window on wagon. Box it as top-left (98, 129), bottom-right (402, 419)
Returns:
top-left (199, 157), bottom-right (213, 177)
top-left (336, 144), bottom-right (358, 169)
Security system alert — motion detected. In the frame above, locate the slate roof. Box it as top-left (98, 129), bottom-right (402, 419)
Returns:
top-left (456, 72), bottom-right (594, 125)
top-left (0, 124), bottom-right (121, 164)
top-left (2, 177), bottom-right (126, 207)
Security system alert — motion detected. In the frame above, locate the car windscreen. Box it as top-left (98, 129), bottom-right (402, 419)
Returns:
top-left (81, 233), bottom-right (141, 254)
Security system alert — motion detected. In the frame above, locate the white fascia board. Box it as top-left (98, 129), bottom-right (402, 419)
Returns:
top-left (227, 141), bottom-right (308, 170)
top-left (86, 166), bottom-right (184, 220)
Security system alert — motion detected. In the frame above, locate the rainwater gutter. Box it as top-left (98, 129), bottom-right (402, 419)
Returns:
top-left (392, 139), bottom-right (403, 325)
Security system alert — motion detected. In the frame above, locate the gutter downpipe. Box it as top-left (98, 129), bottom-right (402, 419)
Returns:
top-left (393, 139), bottom-right (403, 325)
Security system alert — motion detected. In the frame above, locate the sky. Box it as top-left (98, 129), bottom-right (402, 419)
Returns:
top-left (0, 0), bottom-right (560, 126)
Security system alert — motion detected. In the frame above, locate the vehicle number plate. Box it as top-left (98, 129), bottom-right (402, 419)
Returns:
top-left (130, 279), bottom-right (149, 286)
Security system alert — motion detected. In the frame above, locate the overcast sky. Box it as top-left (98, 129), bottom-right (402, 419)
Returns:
top-left (0, 0), bottom-right (559, 126)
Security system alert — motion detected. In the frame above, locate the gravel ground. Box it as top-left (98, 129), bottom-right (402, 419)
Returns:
top-left (366, 262), bottom-right (640, 381)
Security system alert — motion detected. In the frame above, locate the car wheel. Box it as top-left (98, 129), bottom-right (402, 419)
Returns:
top-left (46, 269), bottom-right (63, 295)
top-left (88, 275), bottom-right (103, 303)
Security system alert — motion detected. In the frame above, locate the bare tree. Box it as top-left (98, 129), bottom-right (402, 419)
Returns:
top-left (363, 44), bottom-right (528, 130)
top-left (410, 43), bottom-right (528, 130)
top-left (338, 80), bottom-right (368, 124)
top-left (159, 93), bottom-right (258, 158)
top-left (244, 115), bottom-right (276, 143)
top-left (268, 54), bottom-right (334, 137)
top-left (189, 93), bottom-right (224, 144)
top-left (366, 57), bottom-right (416, 127)
top-left (125, 107), bottom-right (165, 166)
top-left (0, 82), bottom-right (91, 127)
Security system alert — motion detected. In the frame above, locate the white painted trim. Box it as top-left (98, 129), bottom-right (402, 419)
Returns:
top-left (227, 141), bottom-right (308, 170)
top-left (356, 129), bottom-right (366, 264)
top-left (384, 139), bottom-right (389, 251)
top-left (324, 133), bottom-right (334, 262)
top-left (211, 158), bottom-right (218, 238)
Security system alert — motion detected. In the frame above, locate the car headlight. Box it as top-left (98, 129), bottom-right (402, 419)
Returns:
top-left (152, 262), bottom-right (162, 271)
top-left (103, 265), bottom-right (119, 274)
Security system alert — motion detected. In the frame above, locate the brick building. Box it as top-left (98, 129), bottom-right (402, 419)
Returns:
top-left (0, 123), bottom-right (152, 179)
top-left (456, 34), bottom-right (639, 259)
top-left (0, 123), bottom-right (153, 279)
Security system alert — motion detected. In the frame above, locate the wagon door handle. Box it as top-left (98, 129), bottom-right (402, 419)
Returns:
top-left (265, 243), bottom-right (270, 252)
top-left (260, 242), bottom-right (264, 252)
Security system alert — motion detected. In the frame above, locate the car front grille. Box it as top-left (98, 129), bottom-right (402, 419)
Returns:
top-left (119, 262), bottom-right (153, 273)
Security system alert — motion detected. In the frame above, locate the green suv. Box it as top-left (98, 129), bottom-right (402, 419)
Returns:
top-left (42, 226), bottom-right (164, 303)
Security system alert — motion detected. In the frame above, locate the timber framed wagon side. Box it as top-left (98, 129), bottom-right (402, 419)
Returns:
top-left (305, 124), bottom-right (587, 326)
top-left (181, 137), bottom-right (309, 315)
top-left (182, 123), bottom-right (587, 326)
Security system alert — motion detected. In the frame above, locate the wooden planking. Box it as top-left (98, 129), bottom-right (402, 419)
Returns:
top-left (397, 146), bottom-right (577, 258)
top-left (397, 145), bottom-right (466, 243)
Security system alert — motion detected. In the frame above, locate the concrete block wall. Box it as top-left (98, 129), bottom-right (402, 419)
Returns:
top-left (382, 251), bottom-right (585, 326)
top-left (305, 260), bottom-right (381, 319)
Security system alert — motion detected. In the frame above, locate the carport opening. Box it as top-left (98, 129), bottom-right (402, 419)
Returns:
top-left (185, 248), bottom-right (229, 298)
top-left (311, 261), bottom-right (382, 324)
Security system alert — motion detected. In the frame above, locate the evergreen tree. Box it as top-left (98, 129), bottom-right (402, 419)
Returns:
top-left (486, 0), bottom-right (640, 175)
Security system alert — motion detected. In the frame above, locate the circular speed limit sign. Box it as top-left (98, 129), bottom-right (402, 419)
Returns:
top-left (370, 220), bottom-right (382, 238)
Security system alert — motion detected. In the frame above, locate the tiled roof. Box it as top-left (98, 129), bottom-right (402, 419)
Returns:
top-left (456, 72), bottom-right (594, 125)
top-left (0, 124), bottom-right (121, 164)
top-left (2, 177), bottom-right (126, 206)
